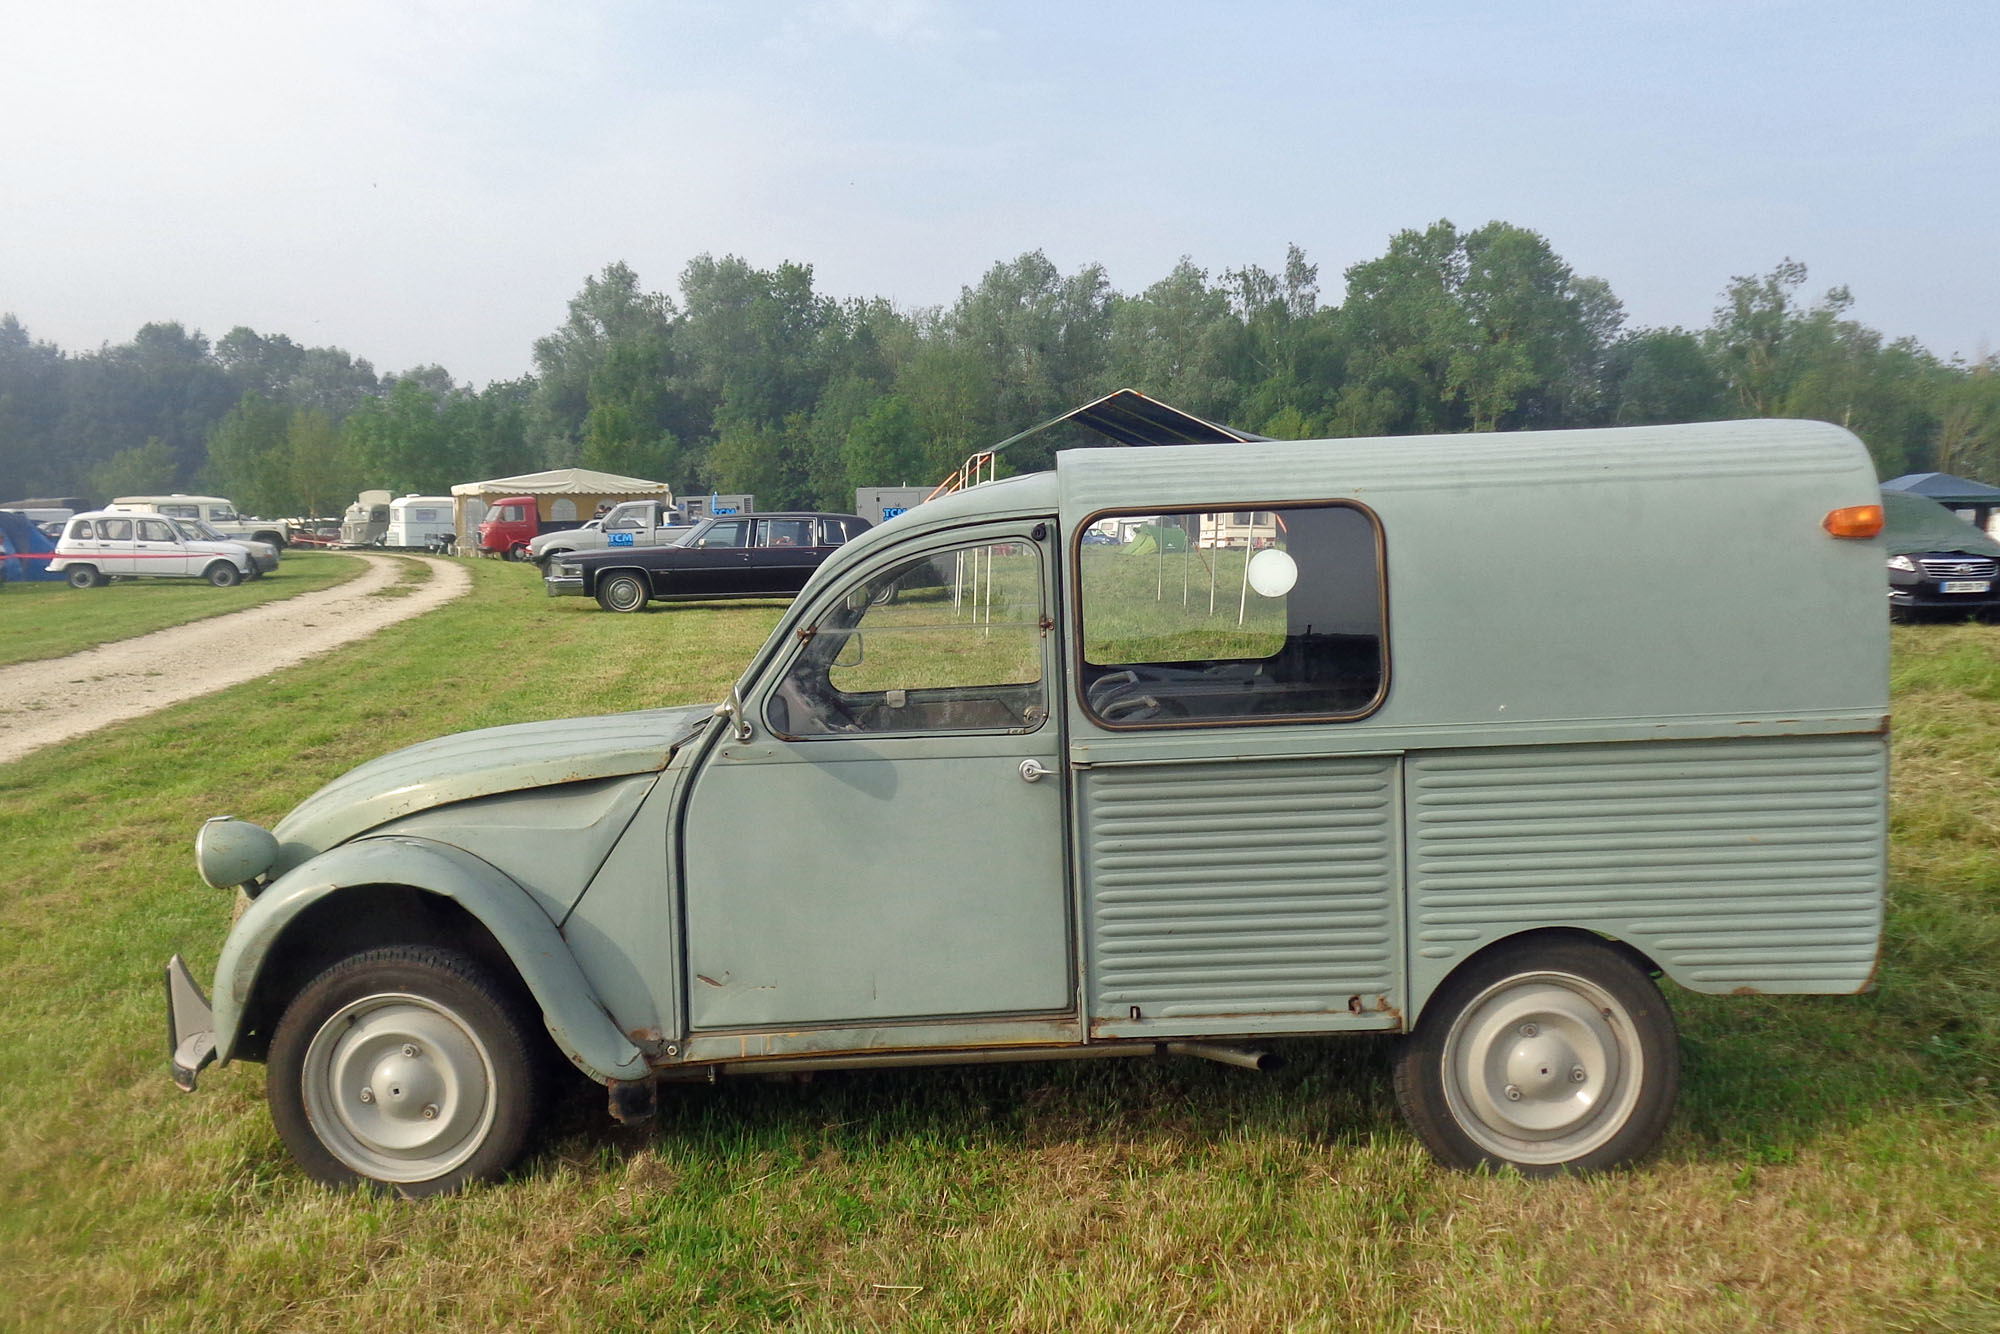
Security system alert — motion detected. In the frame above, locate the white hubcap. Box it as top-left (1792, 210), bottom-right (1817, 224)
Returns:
top-left (301, 992), bottom-right (496, 1183)
top-left (1441, 971), bottom-right (1642, 1165)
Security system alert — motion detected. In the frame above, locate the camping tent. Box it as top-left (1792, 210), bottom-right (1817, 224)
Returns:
top-left (1881, 472), bottom-right (2000, 536)
top-left (447, 468), bottom-right (675, 551)
top-left (0, 510), bottom-right (62, 582)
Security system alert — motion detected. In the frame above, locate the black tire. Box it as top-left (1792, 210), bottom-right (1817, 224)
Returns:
top-left (1393, 935), bottom-right (1679, 1176)
top-left (868, 578), bottom-right (901, 607)
top-left (596, 572), bottom-right (650, 613)
top-left (266, 945), bottom-right (544, 1196)
top-left (506, 544), bottom-right (529, 562)
top-left (66, 565), bottom-right (102, 589)
top-left (206, 561), bottom-right (242, 587)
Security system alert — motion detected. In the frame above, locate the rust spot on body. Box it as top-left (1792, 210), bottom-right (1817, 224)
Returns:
top-left (697, 974), bottom-right (724, 987)
top-left (1730, 985), bottom-right (1762, 997)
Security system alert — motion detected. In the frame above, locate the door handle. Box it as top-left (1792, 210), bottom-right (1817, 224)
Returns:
top-left (1019, 758), bottom-right (1056, 783)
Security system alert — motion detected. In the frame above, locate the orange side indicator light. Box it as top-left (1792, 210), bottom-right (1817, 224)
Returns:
top-left (1824, 504), bottom-right (1884, 539)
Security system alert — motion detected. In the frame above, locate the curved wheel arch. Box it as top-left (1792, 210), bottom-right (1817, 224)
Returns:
top-left (213, 837), bottom-right (650, 1084)
top-left (1409, 926), bottom-right (1663, 1029)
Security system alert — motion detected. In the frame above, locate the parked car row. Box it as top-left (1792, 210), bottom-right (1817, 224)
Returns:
top-left (50, 511), bottom-right (277, 587)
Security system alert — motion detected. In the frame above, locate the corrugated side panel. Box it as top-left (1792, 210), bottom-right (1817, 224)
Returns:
top-left (1082, 756), bottom-right (1402, 1028)
top-left (1407, 735), bottom-right (1886, 1008)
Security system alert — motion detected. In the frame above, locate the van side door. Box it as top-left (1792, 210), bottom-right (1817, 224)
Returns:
top-left (1064, 504), bottom-right (1405, 1039)
top-left (679, 522), bottom-right (1073, 1034)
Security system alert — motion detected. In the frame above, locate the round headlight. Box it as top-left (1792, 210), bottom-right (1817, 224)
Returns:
top-left (195, 816), bottom-right (279, 890)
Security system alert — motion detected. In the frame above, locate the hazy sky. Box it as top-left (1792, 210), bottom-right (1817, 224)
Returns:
top-left (4, 1), bottom-right (1994, 386)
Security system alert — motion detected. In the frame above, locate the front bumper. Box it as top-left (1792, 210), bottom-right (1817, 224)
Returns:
top-left (1888, 584), bottom-right (2000, 611)
top-left (165, 954), bottom-right (218, 1092)
top-left (544, 568), bottom-right (585, 597)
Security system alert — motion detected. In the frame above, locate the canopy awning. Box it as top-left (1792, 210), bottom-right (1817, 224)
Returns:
top-left (988, 388), bottom-right (1265, 456)
top-left (450, 468), bottom-right (673, 498)
top-left (1880, 471), bottom-right (2000, 505)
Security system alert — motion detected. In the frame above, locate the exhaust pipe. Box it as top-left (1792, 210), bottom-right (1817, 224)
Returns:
top-left (1165, 1042), bottom-right (1284, 1073)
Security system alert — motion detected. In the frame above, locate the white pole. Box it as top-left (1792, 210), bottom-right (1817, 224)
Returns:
top-left (1238, 519), bottom-right (1254, 626)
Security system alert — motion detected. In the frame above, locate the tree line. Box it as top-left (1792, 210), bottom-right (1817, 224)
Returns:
top-left (4, 220), bottom-right (1996, 517)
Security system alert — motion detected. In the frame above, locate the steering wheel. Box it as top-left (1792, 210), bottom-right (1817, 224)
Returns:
top-left (1086, 671), bottom-right (1183, 724)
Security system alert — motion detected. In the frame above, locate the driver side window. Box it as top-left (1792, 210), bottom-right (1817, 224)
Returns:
top-left (768, 539), bottom-right (1048, 737)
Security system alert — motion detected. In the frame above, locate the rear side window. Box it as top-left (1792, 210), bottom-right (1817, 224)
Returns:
top-left (138, 519), bottom-right (176, 541)
top-left (99, 518), bottom-right (134, 541)
top-left (761, 518), bottom-right (816, 548)
top-left (1077, 503), bottom-right (1385, 727)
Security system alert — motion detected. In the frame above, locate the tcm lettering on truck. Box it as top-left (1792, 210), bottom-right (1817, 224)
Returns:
top-left (166, 418), bottom-right (1889, 1193)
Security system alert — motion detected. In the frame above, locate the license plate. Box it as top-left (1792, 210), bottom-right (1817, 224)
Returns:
top-left (1941, 580), bottom-right (1992, 594)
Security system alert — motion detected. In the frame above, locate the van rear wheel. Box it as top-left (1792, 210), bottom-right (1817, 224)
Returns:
top-left (67, 566), bottom-right (102, 589)
top-left (1393, 936), bottom-right (1679, 1175)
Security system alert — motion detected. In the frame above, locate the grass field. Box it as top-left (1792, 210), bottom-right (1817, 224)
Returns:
top-left (1, 558), bottom-right (1996, 1331)
top-left (0, 551), bottom-right (370, 667)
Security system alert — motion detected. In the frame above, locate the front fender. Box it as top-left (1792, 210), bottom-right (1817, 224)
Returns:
top-left (212, 835), bottom-right (649, 1082)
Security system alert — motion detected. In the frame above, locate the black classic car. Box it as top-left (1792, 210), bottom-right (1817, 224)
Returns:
top-left (545, 512), bottom-right (873, 612)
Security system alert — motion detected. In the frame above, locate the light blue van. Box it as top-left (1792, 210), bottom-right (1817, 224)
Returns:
top-left (168, 418), bottom-right (1890, 1192)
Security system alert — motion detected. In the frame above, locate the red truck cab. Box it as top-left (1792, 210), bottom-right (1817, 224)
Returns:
top-left (477, 496), bottom-right (568, 559)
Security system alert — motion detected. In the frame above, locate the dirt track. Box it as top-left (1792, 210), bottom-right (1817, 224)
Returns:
top-left (0, 554), bottom-right (471, 763)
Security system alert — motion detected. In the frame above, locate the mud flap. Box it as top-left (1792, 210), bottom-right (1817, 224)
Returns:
top-left (165, 954), bottom-right (217, 1092)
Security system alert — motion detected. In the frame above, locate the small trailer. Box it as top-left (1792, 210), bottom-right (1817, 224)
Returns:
top-left (340, 491), bottom-right (393, 547)
top-left (384, 496), bottom-right (456, 551)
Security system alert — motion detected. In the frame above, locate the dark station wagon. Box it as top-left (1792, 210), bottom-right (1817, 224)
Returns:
top-left (546, 512), bottom-right (872, 612)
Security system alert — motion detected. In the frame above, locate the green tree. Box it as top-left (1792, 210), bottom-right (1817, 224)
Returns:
top-left (1107, 258), bottom-right (1239, 422)
top-left (285, 409), bottom-right (355, 517)
top-left (1605, 329), bottom-right (1728, 425)
top-left (345, 376), bottom-right (452, 495)
top-left (1223, 245), bottom-right (1344, 436)
top-left (87, 438), bottom-right (177, 499)
top-left (203, 391), bottom-right (294, 514)
top-left (1705, 259), bottom-right (1809, 417)
top-left (532, 262), bottom-right (681, 464)
top-left (943, 251), bottom-right (1113, 469)
top-left (1934, 358), bottom-right (2000, 479)
top-left (843, 393), bottom-right (927, 491)
top-left (1339, 220), bottom-right (1621, 434)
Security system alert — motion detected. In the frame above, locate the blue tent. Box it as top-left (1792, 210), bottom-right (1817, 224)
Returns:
top-left (0, 510), bottom-right (63, 582)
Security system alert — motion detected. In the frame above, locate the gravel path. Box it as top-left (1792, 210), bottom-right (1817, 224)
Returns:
top-left (0, 554), bottom-right (472, 763)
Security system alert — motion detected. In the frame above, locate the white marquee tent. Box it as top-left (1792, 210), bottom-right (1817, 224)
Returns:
top-left (449, 468), bottom-right (674, 553)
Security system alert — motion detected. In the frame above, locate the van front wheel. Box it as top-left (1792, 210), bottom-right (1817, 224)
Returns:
top-left (206, 561), bottom-right (242, 587)
top-left (1393, 936), bottom-right (1679, 1176)
top-left (267, 945), bottom-right (543, 1196)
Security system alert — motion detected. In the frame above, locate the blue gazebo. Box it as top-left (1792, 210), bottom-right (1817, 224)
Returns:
top-left (1881, 472), bottom-right (2000, 535)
